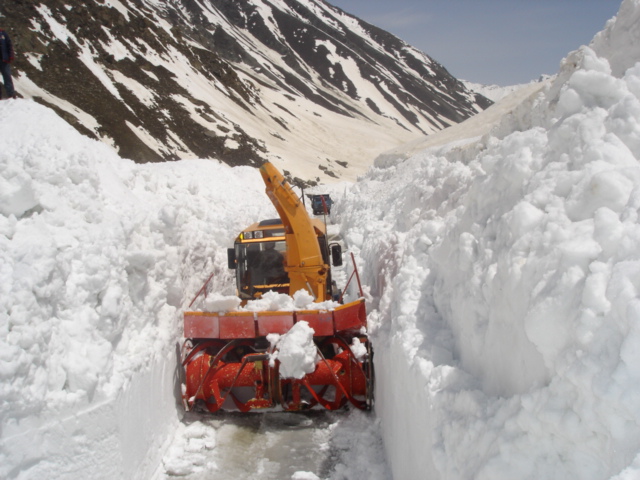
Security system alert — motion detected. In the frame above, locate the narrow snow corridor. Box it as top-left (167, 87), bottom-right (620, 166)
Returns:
top-left (5, 1), bottom-right (640, 479)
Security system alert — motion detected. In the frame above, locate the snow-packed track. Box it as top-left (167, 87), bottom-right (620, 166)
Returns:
top-left (159, 410), bottom-right (390, 479)
top-left (162, 411), bottom-right (338, 479)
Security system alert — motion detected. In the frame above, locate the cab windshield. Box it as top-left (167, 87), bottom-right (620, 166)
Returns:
top-left (235, 240), bottom-right (289, 298)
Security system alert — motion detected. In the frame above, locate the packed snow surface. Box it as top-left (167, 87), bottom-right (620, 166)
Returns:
top-left (159, 409), bottom-right (390, 480)
top-left (3, 0), bottom-right (640, 479)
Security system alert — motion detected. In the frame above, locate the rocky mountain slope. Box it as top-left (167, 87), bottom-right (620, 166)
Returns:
top-left (2, 0), bottom-right (491, 182)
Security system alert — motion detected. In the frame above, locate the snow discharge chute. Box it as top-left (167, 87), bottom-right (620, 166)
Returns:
top-left (180, 162), bottom-right (374, 412)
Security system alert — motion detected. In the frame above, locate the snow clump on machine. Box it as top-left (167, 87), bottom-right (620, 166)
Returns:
top-left (199, 289), bottom-right (341, 313)
top-left (267, 321), bottom-right (319, 379)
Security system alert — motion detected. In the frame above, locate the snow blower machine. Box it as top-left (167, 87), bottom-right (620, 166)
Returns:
top-left (180, 162), bottom-right (374, 413)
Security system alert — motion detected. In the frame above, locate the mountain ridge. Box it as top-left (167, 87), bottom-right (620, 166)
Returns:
top-left (2, 0), bottom-right (491, 183)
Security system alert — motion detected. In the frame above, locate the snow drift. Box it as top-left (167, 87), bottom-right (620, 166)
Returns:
top-left (337, 0), bottom-right (640, 478)
top-left (0, 101), bottom-right (277, 478)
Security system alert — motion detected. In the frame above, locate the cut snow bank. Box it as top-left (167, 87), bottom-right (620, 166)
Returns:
top-left (337, 0), bottom-right (640, 479)
top-left (0, 100), bottom-right (276, 478)
top-left (377, 80), bottom-right (549, 166)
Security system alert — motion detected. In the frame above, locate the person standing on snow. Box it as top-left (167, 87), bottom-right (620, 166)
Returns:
top-left (0, 27), bottom-right (16, 99)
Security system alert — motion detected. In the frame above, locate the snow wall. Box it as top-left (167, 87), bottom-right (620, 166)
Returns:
top-left (337, 0), bottom-right (640, 478)
top-left (0, 101), bottom-right (275, 478)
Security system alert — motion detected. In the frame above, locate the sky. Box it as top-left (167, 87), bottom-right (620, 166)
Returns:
top-left (326, 0), bottom-right (621, 86)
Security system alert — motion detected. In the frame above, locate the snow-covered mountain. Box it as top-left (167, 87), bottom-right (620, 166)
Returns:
top-left (2, 0), bottom-right (490, 183)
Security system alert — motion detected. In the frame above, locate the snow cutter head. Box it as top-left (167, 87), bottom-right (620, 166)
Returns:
top-left (181, 298), bottom-right (373, 412)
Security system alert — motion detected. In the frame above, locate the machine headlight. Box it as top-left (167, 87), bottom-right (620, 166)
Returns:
top-left (254, 231), bottom-right (264, 239)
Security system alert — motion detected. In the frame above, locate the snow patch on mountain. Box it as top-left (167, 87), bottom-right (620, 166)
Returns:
top-left (463, 79), bottom-right (536, 102)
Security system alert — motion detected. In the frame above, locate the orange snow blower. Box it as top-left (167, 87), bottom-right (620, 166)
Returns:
top-left (180, 162), bottom-right (374, 412)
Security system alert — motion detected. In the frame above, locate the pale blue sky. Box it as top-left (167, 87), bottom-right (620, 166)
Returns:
top-left (326, 0), bottom-right (621, 86)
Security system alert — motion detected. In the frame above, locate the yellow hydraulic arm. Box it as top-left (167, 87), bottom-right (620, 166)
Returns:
top-left (259, 162), bottom-right (329, 301)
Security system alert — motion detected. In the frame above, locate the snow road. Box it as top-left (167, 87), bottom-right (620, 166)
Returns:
top-left (159, 410), bottom-right (389, 480)
top-left (6, 2), bottom-right (640, 479)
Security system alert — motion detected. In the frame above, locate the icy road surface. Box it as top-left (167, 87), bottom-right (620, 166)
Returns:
top-left (159, 409), bottom-right (390, 480)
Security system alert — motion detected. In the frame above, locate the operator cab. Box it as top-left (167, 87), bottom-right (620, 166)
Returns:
top-left (227, 218), bottom-right (342, 301)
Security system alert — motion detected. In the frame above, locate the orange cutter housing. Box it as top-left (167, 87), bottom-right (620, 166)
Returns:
top-left (181, 298), bottom-right (372, 412)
